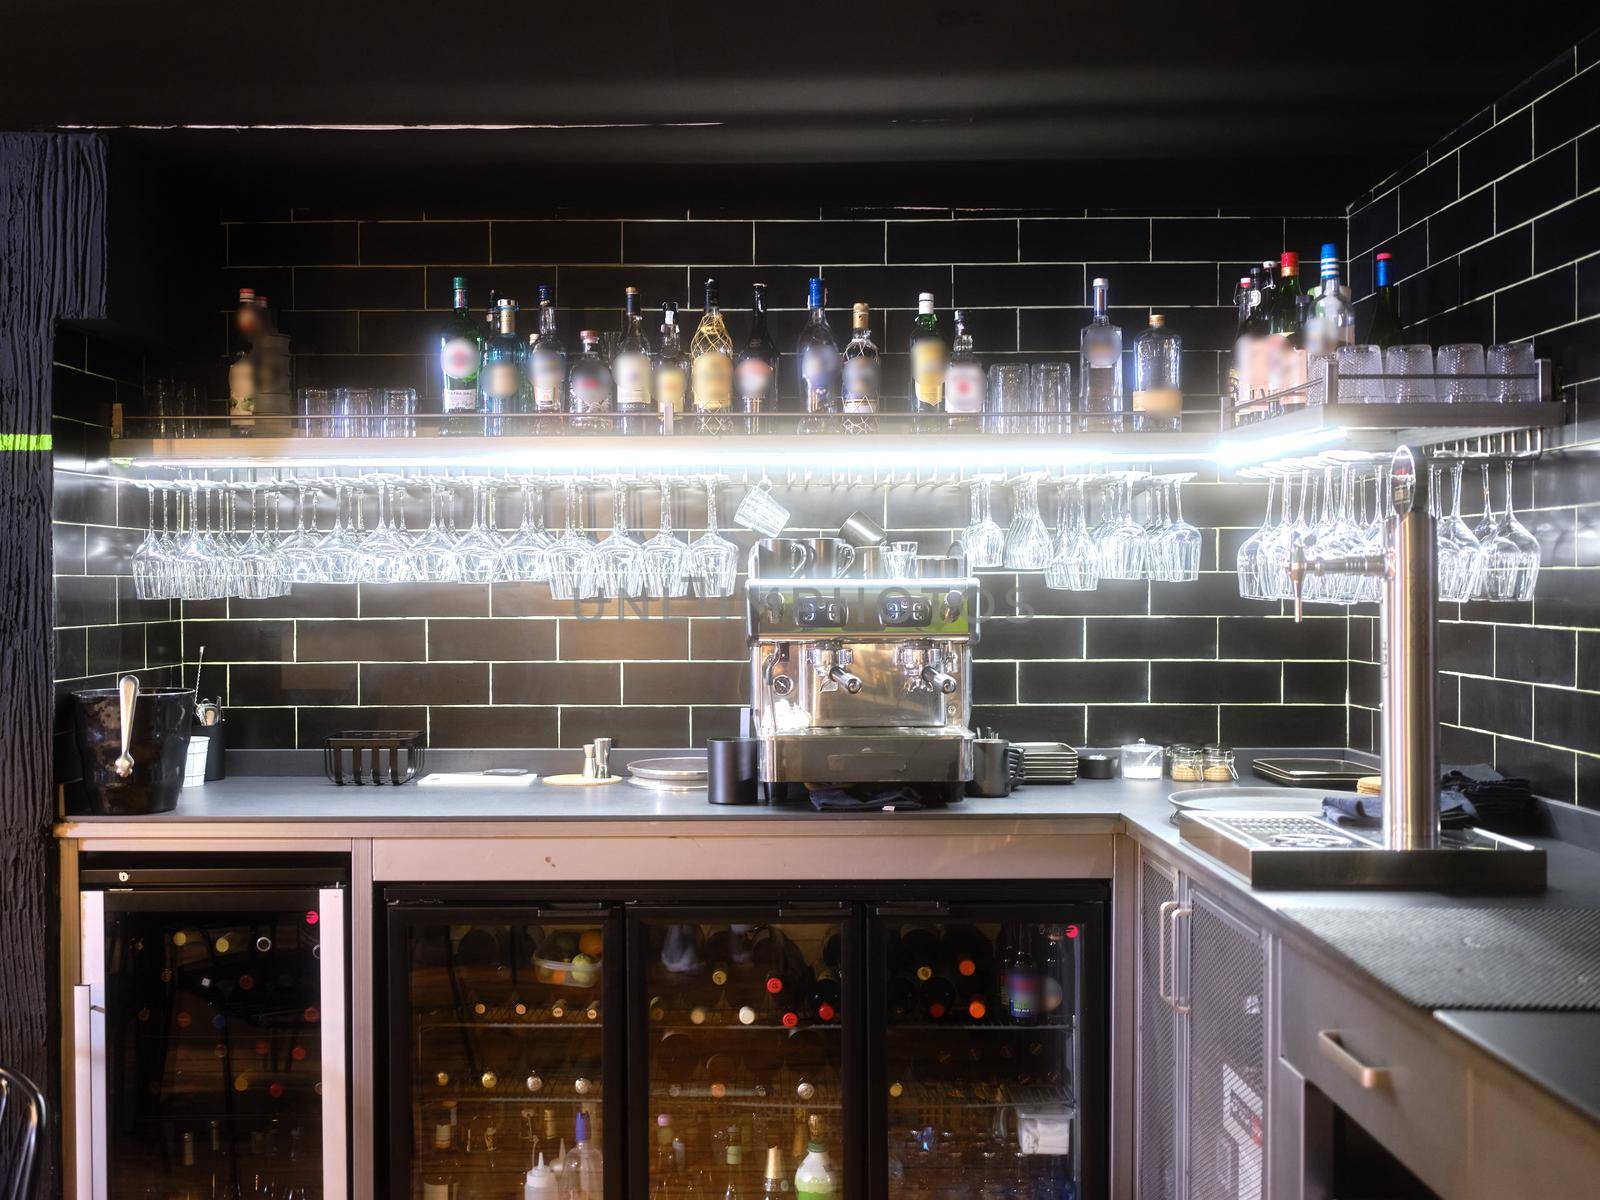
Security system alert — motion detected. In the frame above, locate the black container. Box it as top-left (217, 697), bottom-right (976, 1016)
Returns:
top-left (70, 686), bottom-right (195, 815)
top-left (706, 737), bottom-right (760, 805)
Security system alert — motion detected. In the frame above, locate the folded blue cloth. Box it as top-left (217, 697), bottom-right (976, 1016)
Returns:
top-left (1323, 790), bottom-right (1477, 829)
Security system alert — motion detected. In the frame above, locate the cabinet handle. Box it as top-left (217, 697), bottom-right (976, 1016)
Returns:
top-left (1317, 1029), bottom-right (1391, 1090)
top-left (1157, 900), bottom-right (1179, 1009)
top-left (1168, 906), bottom-right (1192, 1014)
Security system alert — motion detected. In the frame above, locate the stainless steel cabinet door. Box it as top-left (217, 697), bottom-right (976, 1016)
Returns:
top-left (1136, 856), bottom-right (1182, 1200)
top-left (1184, 885), bottom-right (1267, 1200)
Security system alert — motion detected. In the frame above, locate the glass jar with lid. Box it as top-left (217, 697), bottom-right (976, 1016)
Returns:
top-left (1168, 743), bottom-right (1204, 783)
top-left (1202, 744), bottom-right (1237, 782)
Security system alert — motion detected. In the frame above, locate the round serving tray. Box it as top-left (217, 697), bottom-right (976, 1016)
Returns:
top-left (626, 775), bottom-right (708, 794)
top-left (628, 755), bottom-right (710, 781)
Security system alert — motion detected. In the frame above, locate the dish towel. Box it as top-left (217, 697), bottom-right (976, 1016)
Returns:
top-left (1322, 765), bottom-right (1536, 831)
top-left (807, 784), bottom-right (943, 812)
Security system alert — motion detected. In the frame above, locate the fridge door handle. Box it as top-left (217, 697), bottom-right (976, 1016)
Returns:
top-left (776, 902), bottom-right (851, 918)
top-left (79, 891), bottom-right (107, 1200)
top-left (1157, 900), bottom-right (1179, 1010)
top-left (318, 887), bottom-right (349, 1200)
top-left (872, 901), bottom-right (950, 916)
top-left (1169, 905), bottom-right (1193, 1015)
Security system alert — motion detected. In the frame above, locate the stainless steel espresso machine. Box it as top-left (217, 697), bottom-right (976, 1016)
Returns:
top-left (746, 537), bottom-right (980, 802)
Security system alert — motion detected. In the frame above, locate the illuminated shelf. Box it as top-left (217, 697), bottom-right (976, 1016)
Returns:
top-left (108, 402), bottom-right (1568, 473)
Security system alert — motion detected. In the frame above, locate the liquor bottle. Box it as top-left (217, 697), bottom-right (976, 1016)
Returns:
top-left (1080, 277), bottom-right (1124, 432)
top-left (795, 277), bottom-right (841, 430)
top-left (1304, 243), bottom-right (1356, 404)
top-left (1266, 252), bottom-right (1308, 404)
top-left (690, 278), bottom-right (735, 422)
top-left (1003, 926), bottom-right (1041, 1023)
top-left (735, 282), bottom-right (781, 420)
top-left (440, 276), bottom-right (485, 433)
top-left (528, 283), bottom-right (567, 415)
top-left (794, 1133), bottom-right (835, 1198)
top-left (568, 330), bottom-right (616, 430)
top-left (761, 1147), bottom-right (786, 1199)
top-left (1131, 314), bottom-right (1182, 432)
top-left (944, 309), bottom-right (985, 428)
top-left (1364, 250), bottom-right (1403, 350)
top-left (654, 303), bottom-right (691, 417)
top-left (422, 1121), bottom-right (460, 1200)
top-left (228, 288), bottom-right (259, 434)
top-left (840, 302), bottom-right (881, 432)
top-left (477, 299), bottom-right (529, 436)
top-left (613, 286), bottom-right (654, 428)
top-left (1233, 266), bottom-right (1273, 424)
top-left (907, 293), bottom-right (947, 418)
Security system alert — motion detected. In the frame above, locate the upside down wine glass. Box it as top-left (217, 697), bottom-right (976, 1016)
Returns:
top-left (690, 477), bottom-right (739, 599)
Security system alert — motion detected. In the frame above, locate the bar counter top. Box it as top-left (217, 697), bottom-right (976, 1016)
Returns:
top-left (55, 770), bottom-right (1600, 1129)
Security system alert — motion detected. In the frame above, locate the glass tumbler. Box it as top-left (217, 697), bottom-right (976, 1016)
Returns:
top-left (1334, 344), bottom-right (1385, 404)
top-left (380, 387), bottom-right (418, 437)
top-left (1030, 362), bottom-right (1072, 434)
top-left (1486, 343), bottom-right (1538, 403)
top-left (1433, 344), bottom-right (1486, 404)
top-left (1383, 345), bottom-right (1436, 402)
top-left (987, 364), bottom-right (1032, 435)
top-left (297, 387), bottom-right (333, 437)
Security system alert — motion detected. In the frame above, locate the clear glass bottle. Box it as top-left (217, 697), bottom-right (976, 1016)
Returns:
top-left (439, 276), bottom-right (484, 433)
top-left (908, 292), bottom-right (947, 418)
top-left (612, 286), bottom-right (654, 430)
top-left (475, 298), bottom-right (527, 436)
top-left (944, 309), bottom-right (985, 429)
top-left (1131, 313), bottom-right (1182, 431)
top-left (567, 330), bottom-right (615, 431)
top-left (841, 301), bottom-right (881, 434)
top-left (735, 281), bottom-right (780, 422)
top-left (796, 277), bottom-right (841, 427)
top-left (527, 282), bottom-right (567, 416)
top-left (654, 302), bottom-right (690, 418)
top-left (1079, 277), bottom-right (1124, 432)
top-left (690, 278), bottom-right (734, 423)
top-left (1304, 243), bottom-right (1355, 405)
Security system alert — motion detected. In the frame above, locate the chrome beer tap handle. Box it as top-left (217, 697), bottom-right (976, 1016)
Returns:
top-left (1288, 534), bottom-right (1388, 623)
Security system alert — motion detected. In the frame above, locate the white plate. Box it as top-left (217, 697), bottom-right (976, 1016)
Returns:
top-left (1168, 786), bottom-right (1346, 814)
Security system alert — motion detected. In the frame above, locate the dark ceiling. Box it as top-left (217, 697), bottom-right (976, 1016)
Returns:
top-left (5, 1), bottom-right (1593, 208)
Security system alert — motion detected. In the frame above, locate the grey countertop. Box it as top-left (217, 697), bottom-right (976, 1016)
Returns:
top-left (57, 769), bottom-right (1600, 1127)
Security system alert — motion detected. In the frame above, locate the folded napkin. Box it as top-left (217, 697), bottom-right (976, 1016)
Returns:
top-left (807, 784), bottom-right (944, 812)
top-left (1322, 765), bottom-right (1536, 832)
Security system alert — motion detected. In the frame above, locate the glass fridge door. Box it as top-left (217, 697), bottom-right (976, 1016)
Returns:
top-left (629, 908), bottom-right (854, 1199)
top-left (872, 901), bottom-right (1104, 1199)
top-left (79, 886), bottom-right (346, 1200)
top-left (387, 903), bottom-right (622, 1200)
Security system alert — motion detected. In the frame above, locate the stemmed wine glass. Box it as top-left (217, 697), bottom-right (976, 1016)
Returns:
top-left (594, 480), bottom-right (645, 599)
top-left (496, 479), bottom-right (552, 584)
top-left (1475, 460), bottom-right (1540, 601)
top-left (690, 477), bottom-right (740, 599)
top-left (356, 476), bottom-right (411, 585)
top-left (960, 477), bottom-right (1006, 570)
top-left (1002, 474), bottom-right (1055, 570)
top-left (1044, 479), bottom-right (1099, 591)
top-left (1149, 474), bottom-right (1202, 583)
top-left (277, 480), bottom-right (330, 586)
top-left (641, 478), bottom-right (693, 599)
top-left (1433, 461), bottom-right (1485, 603)
top-left (452, 477), bottom-right (507, 586)
top-left (316, 480), bottom-right (363, 585)
top-left (132, 482), bottom-right (174, 600)
top-left (403, 476), bottom-right (463, 584)
top-left (1236, 475), bottom-right (1278, 600)
top-left (1096, 475), bottom-right (1147, 581)
top-left (546, 479), bottom-right (600, 601)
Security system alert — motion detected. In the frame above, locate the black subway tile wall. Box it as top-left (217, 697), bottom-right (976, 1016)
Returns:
top-left (1346, 40), bottom-right (1600, 805)
top-left (51, 331), bottom-right (185, 788)
top-left (193, 204), bottom-right (1357, 750)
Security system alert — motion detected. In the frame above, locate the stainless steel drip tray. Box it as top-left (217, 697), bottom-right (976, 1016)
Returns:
top-left (1177, 810), bottom-right (1547, 892)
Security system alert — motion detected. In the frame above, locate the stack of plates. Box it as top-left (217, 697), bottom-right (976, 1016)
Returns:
top-left (627, 756), bottom-right (709, 793)
top-left (1014, 742), bottom-right (1078, 784)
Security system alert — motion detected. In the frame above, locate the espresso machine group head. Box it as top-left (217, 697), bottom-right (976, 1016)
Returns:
top-left (746, 538), bottom-right (981, 793)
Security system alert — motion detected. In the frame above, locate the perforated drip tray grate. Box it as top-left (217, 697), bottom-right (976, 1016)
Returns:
top-left (1178, 810), bottom-right (1546, 892)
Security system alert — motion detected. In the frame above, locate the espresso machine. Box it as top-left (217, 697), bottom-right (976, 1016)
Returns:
top-left (746, 538), bottom-right (980, 801)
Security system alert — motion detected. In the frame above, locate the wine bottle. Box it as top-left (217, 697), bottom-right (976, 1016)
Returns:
top-left (613, 286), bottom-right (654, 428)
top-left (654, 303), bottom-right (691, 416)
top-left (808, 967), bottom-right (841, 1023)
top-left (840, 302), bottom-right (881, 432)
top-left (885, 974), bottom-right (916, 1020)
top-left (907, 293), bottom-right (947, 416)
top-left (527, 283), bottom-right (567, 416)
top-left (736, 282), bottom-right (781, 419)
top-left (916, 974), bottom-right (957, 1020)
top-left (478, 299), bottom-right (529, 435)
top-left (721, 1143), bottom-right (743, 1199)
top-left (761, 1146), bottom-right (786, 1199)
top-left (899, 926), bottom-right (939, 983)
top-left (1365, 250), bottom-right (1403, 350)
top-left (690, 278), bottom-right (734, 420)
top-left (1266, 251), bottom-right (1308, 402)
top-left (421, 1122), bottom-right (459, 1200)
top-left (1003, 925), bottom-right (1041, 1023)
top-left (795, 277), bottom-right (840, 430)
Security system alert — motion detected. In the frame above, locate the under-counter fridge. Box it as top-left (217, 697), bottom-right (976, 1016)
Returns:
top-left (382, 884), bottom-right (1105, 1199)
top-left (75, 858), bottom-right (350, 1200)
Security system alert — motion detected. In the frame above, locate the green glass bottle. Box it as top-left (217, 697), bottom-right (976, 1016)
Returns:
top-left (1365, 251), bottom-right (1404, 350)
top-left (439, 276), bottom-right (484, 433)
